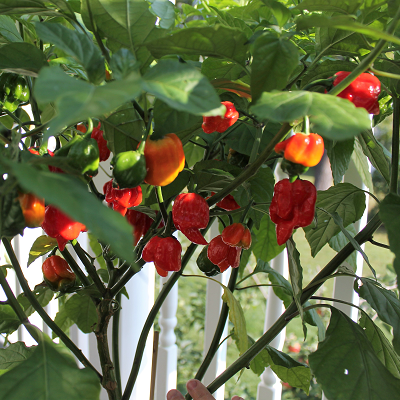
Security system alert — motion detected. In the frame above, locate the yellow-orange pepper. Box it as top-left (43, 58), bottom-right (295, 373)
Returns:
top-left (18, 193), bottom-right (45, 228)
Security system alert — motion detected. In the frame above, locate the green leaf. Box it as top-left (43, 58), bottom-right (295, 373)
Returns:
top-left (109, 49), bottom-right (139, 81)
top-left (351, 138), bottom-right (374, 191)
top-left (0, 305), bottom-right (20, 334)
top-left (252, 215), bottom-right (286, 262)
top-left (0, 42), bottom-right (48, 76)
top-left (0, 16), bottom-right (22, 42)
top-left (0, 184), bottom-right (25, 238)
top-left (34, 67), bottom-right (142, 140)
top-left (251, 91), bottom-right (371, 140)
top-left (53, 305), bottom-right (74, 339)
top-left (261, 0), bottom-right (292, 27)
top-left (143, 60), bottom-right (223, 116)
top-left (250, 33), bottom-right (299, 100)
top-left (304, 183), bottom-right (365, 257)
top-left (328, 224), bottom-right (357, 270)
top-left (149, 0), bottom-right (176, 29)
top-left (355, 277), bottom-right (400, 355)
top-left (34, 22), bottom-right (105, 85)
top-left (359, 313), bottom-right (400, 380)
top-left (64, 294), bottom-right (98, 334)
top-left (309, 308), bottom-right (400, 400)
top-left (145, 25), bottom-right (249, 66)
top-left (0, 342), bottom-right (35, 373)
top-left (88, 233), bottom-right (106, 270)
top-left (358, 129), bottom-right (390, 184)
top-left (7, 162), bottom-right (135, 264)
top-left (0, 333), bottom-right (101, 400)
top-left (0, 1), bottom-right (59, 16)
top-left (27, 235), bottom-right (58, 266)
top-left (296, 0), bottom-right (365, 14)
top-left (201, 58), bottom-right (243, 81)
top-left (325, 138), bottom-right (354, 185)
top-left (18, 286), bottom-right (54, 318)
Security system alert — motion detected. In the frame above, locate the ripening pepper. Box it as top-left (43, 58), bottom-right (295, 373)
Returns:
top-left (207, 235), bottom-right (241, 273)
top-left (274, 133), bottom-right (324, 168)
top-left (42, 205), bottom-right (86, 250)
top-left (197, 246), bottom-right (220, 277)
top-left (172, 193), bottom-right (209, 245)
top-left (221, 223), bottom-right (252, 249)
top-left (333, 71), bottom-right (381, 115)
top-left (103, 179), bottom-right (142, 216)
top-left (42, 255), bottom-right (76, 291)
top-left (142, 133), bottom-right (185, 187)
top-left (125, 209), bottom-right (154, 246)
top-left (0, 73), bottom-right (30, 113)
top-left (142, 235), bottom-right (182, 277)
top-left (202, 101), bottom-right (239, 134)
top-left (269, 179), bottom-right (317, 246)
top-left (112, 150), bottom-right (147, 189)
top-left (18, 192), bottom-right (45, 228)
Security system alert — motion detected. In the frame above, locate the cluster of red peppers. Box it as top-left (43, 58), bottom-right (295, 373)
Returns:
top-left (103, 180), bottom-right (142, 216)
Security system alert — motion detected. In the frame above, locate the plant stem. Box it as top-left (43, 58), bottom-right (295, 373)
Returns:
top-left (155, 186), bottom-right (168, 226)
top-left (391, 96), bottom-right (400, 193)
top-left (203, 213), bottom-right (382, 394)
top-left (207, 122), bottom-right (292, 207)
top-left (2, 238), bottom-right (101, 379)
top-left (60, 247), bottom-right (92, 288)
top-left (112, 292), bottom-right (122, 399)
top-left (249, 125), bottom-right (263, 164)
top-left (109, 260), bottom-right (145, 298)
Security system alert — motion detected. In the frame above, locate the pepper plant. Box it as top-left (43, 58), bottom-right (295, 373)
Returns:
top-left (0, 0), bottom-right (400, 399)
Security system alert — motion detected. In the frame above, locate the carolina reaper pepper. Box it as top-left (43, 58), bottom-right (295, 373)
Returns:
top-left (142, 235), bottom-right (182, 277)
top-left (18, 192), bottom-right (45, 228)
top-left (172, 193), bottom-right (209, 245)
top-left (42, 205), bottom-right (86, 251)
top-left (275, 133), bottom-right (324, 168)
top-left (269, 179), bottom-right (317, 246)
top-left (142, 133), bottom-right (185, 187)
top-left (42, 255), bottom-right (76, 291)
top-left (0, 73), bottom-right (30, 113)
top-left (103, 180), bottom-right (143, 216)
top-left (202, 101), bottom-right (239, 134)
top-left (207, 235), bottom-right (241, 273)
top-left (332, 71), bottom-right (381, 115)
top-left (221, 223), bottom-right (252, 249)
top-left (210, 193), bottom-right (240, 211)
top-left (125, 209), bottom-right (154, 246)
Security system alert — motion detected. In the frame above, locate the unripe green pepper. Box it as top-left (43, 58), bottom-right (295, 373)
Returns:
top-left (68, 136), bottom-right (100, 177)
top-left (0, 73), bottom-right (30, 113)
top-left (196, 246), bottom-right (220, 277)
top-left (111, 150), bottom-right (147, 189)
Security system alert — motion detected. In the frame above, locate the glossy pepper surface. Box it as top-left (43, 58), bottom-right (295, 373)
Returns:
top-left (211, 193), bottom-right (240, 211)
top-left (112, 150), bottom-right (147, 189)
top-left (18, 192), bottom-right (45, 228)
top-left (172, 193), bottom-right (209, 245)
top-left (103, 180), bottom-right (143, 216)
top-left (275, 133), bottom-right (324, 168)
top-left (202, 101), bottom-right (239, 134)
top-left (142, 236), bottom-right (182, 277)
top-left (333, 71), bottom-right (381, 115)
top-left (221, 223), bottom-right (252, 249)
top-left (0, 73), bottom-right (30, 113)
top-left (42, 255), bottom-right (76, 291)
top-left (126, 209), bottom-right (154, 246)
top-left (67, 135), bottom-right (100, 177)
top-left (207, 235), bottom-right (241, 273)
top-left (42, 205), bottom-right (86, 251)
top-left (197, 246), bottom-right (220, 277)
top-left (269, 179), bottom-right (317, 246)
top-left (143, 133), bottom-right (185, 187)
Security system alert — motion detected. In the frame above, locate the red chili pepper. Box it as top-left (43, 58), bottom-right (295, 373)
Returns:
top-left (207, 235), bottom-right (241, 273)
top-left (333, 71), bottom-right (381, 115)
top-left (42, 205), bottom-right (86, 250)
top-left (172, 193), bottom-right (209, 245)
top-left (269, 179), bottom-right (317, 246)
top-left (202, 101), bottom-right (239, 134)
top-left (28, 147), bottom-right (64, 173)
top-left (221, 223), bottom-right (252, 249)
top-left (91, 123), bottom-right (110, 162)
top-left (210, 193), bottom-right (240, 211)
top-left (274, 133), bottom-right (324, 168)
top-left (126, 209), bottom-right (154, 246)
top-left (142, 236), bottom-right (182, 277)
top-left (42, 255), bottom-right (76, 291)
top-left (103, 179), bottom-right (142, 216)
top-left (18, 192), bottom-right (45, 228)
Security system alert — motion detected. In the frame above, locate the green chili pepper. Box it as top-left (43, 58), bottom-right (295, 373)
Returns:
top-left (111, 150), bottom-right (147, 189)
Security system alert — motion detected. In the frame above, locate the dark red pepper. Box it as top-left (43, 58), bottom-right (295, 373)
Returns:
top-left (211, 193), bottom-right (240, 211)
top-left (91, 123), bottom-right (110, 162)
top-left (172, 193), bottom-right (209, 245)
top-left (125, 209), bottom-right (154, 246)
top-left (207, 235), bottom-right (241, 273)
top-left (142, 236), bottom-right (182, 277)
top-left (202, 101), bottom-right (239, 134)
top-left (103, 179), bottom-right (142, 216)
top-left (221, 223), bottom-right (252, 249)
top-left (269, 179), bottom-right (317, 246)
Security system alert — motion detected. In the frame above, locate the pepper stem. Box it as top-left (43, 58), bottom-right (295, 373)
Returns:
top-left (304, 115), bottom-right (310, 135)
top-left (155, 186), bottom-right (168, 226)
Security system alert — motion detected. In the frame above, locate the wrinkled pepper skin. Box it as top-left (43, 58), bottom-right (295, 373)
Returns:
top-left (112, 150), bottom-right (147, 189)
top-left (0, 73), bottom-right (30, 113)
top-left (269, 179), bottom-right (317, 246)
top-left (207, 235), bottom-right (241, 273)
top-left (103, 180), bottom-right (142, 216)
top-left (333, 71), bottom-right (381, 115)
top-left (42, 205), bottom-right (86, 250)
top-left (275, 133), bottom-right (324, 168)
top-left (18, 192), bottom-right (45, 228)
top-left (221, 223), bottom-right (252, 249)
top-left (125, 209), bottom-right (154, 246)
top-left (143, 133), bottom-right (185, 187)
top-left (67, 135), bottom-right (100, 177)
top-left (197, 246), bottom-right (220, 277)
top-left (91, 123), bottom-right (110, 162)
top-left (202, 101), bottom-right (239, 134)
top-left (142, 236), bottom-right (182, 277)
top-left (42, 255), bottom-right (76, 291)
top-left (172, 193), bottom-right (209, 245)
top-left (211, 193), bottom-right (241, 211)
